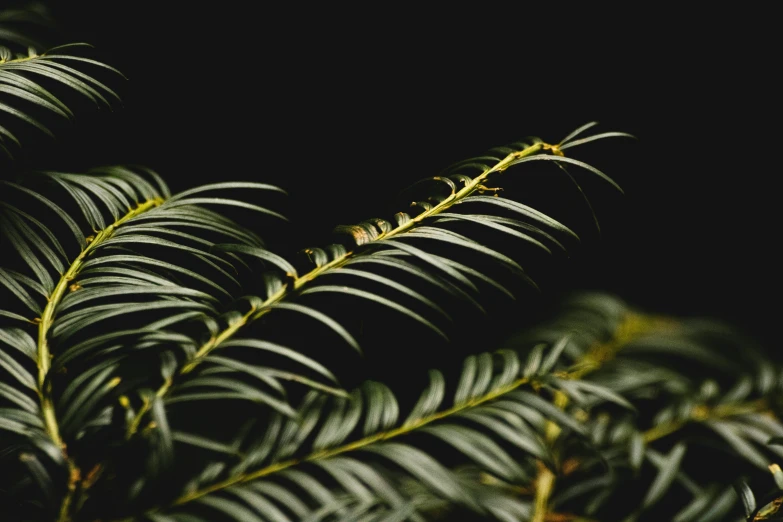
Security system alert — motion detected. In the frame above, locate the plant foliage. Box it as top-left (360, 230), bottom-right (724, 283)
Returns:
top-left (1, 7), bottom-right (776, 522)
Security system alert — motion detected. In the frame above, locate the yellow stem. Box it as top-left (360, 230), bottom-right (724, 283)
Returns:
top-left (532, 390), bottom-right (569, 522)
top-left (170, 311), bottom-right (653, 508)
top-left (125, 287), bottom-right (287, 438)
top-left (129, 310), bottom-right (657, 517)
top-left (129, 142), bottom-right (551, 435)
top-left (292, 142), bottom-right (544, 289)
top-left (529, 312), bottom-right (669, 522)
top-left (39, 198), bottom-right (163, 444)
top-left (37, 199), bottom-right (163, 522)
top-left (643, 399), bottom-right (769, 444)
top-left (533, 465), bottom-right (557, 522)
top-left (172, 372), bottom-right (537, 506)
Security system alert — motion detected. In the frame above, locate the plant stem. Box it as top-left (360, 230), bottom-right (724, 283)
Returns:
top-left (128, 142), bottom-right (552, 434)
top-left (170, 372), bottom-right (538, 506)
top-left (166, 311), bottom-right (653, 509)
top-left (291, 141), bottom-right (545, 289)
top-left (125, 286), bottom-right (288, 438)
top-left (529, 312), bottom-right (671, 522)
top-left (642, 399), bottom-right (769, 444)
top-left (36, 199), bottom-right (163, 522)
top-left (532, 390), bottom-right (569, 522)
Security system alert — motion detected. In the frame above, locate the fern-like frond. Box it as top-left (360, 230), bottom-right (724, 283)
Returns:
top-left (506, 294), bottom-right (782, 522)
top-left (0, 169), bottom-right (300, 520)
top-left (2, 126), bottom-right (636, 521)
top-left (0, 42), bottom-right (123, 157)
top-left (59, 125), bottom-right (628, 520)
top-left (104, 293), bottom-right (780, 522)
top-left (165, 125), bottom-right (627, 378)
top-left (125, 344), bottom-right (571, 521)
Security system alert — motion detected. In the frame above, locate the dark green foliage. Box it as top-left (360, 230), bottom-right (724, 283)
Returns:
top-left (1, 7), bottom-right (778, 522)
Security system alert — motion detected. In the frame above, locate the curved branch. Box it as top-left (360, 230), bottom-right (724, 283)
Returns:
top-left (126, 142), bottom-right (553, 436)
top-left (156, 310), bottom-right (659, 512)
top-left (34, 198), bottom-right (163, 522)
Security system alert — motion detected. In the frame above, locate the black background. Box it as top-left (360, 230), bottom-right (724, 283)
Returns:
top-left (12, 3), bottom-right (780, 348)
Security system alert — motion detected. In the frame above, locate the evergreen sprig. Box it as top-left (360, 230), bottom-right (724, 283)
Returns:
top-left (2, 6), bottom-right (772, 522)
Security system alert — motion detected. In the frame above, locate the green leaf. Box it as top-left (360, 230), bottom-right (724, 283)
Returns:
top-left (0, 71), bottom-right (74, 117)
top-left (457, 196), bottom-right (579, 241)
top-left (693, 485), bottom-right (737, 522)
top-left (52, 301), bottom-right (212, 342)
top-left (173, 431), bottom-right (240, 456)
top-left (0, 408), bottom-right (43, 429)
top-left (280, 469), bottom-right (341, 511)
top-left (672, 485), bottom-right (718, 522)
top-left (275, 394), bottom-right (326, 458)
top-left (214, 244), bottom-right (298, 277)
top-left (400, 226), bottom-right (524, 271)
top-left (1, 201), bottom-right (69, 263)
top-left (57, 285), bottom-right (218, 314)
top-left (228, 487), bottom-right (292, 522)
top-left (507, 155), bottom-right (624, 194)
top-left (48, 177), bottom-right (105, 229)
top-left (0, 100), bottom-right (53, 136)
top-left (301, 285), bottom-right (449, 341)
top-left (124, 217), bottom-right (261, 246)
top-left (0, 122), bottom-right (21, 147)
top-left (323, 457), bottom-right (413, 514)
top-left (0, 268), bottom-right (42, 315)
top-left (424, 424), bottom-right (527, 481)
top-left (57, 355), bottom-right (124, 411)
top-left (362, 443), bottom-right (479, 511)
top-left (178, 376), bottom-right (283, 405)
top-left (196, 496), bottom-right (262, 521)
top-left (0, 381), bottom-right (38, 412)
top-left (707, 421), bottom-right (769, 469)
top-left (629, 432), bottom-right (645, 471)
top-left (271, 302), bottom-right (361, 353)
top-left (249, 482), bottom-right (309, 518)
top-left (0, 310), bottom-right (31, 323)
top-left (433, 213), bottom-right (554, 254)
top-left (558, 131), bottom-right (636, 150)
top-left (97, 234), bottom-right (234, 269)
top-left (0, 182), bottom-right (85, 249)
top-left (511, 390), bottom-right (586, 435)
top-left (219, 339), bottom-right (340, 384)
top-left (0, 84), bottom-right (70, 118)
top-left (3, 61), bottom-right (110, 105)
top-left (0, 327), bottom-right (36, 360)
top-left (40, 54), bottom-right (126, 78)
top-left (734, 481), bottom-right (757, 518)
top-left (59, 364), bottom-right (120, 432)
top-left (167, 182), bottom-right (287, 202)
top-left (556, 379), bottom-right (636, 411)
top-left (398, 250), bottom-right (523, 299)
top-left (458, 353), bottom-right (493, 404)
top-left (81, 254), bottom-right (236, 298)
top-left (312, 391), bottom-right (363, 450)
top-left (346, 256), bottom-right (486, 314)
top-left (540, 335), bottom-right (571, 374)
top-left (458, 410), bottom-right (550, 463)
top-left (643, 443), bottom-right (687, 507)
top-left (558, 121), bottom-right (600, 145)
top-left (374, 240), bottom-right (477, 291)
top-left (1, 210), bottom-right (55, 291)
top-left (362, 381), bottom-right (399, 435)
top-left (161, 198), bottom-right (287, 221)
top-left (320, 267), bottom-right (451, 321)
top-left (0, 347), bottom-right (36, 389)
